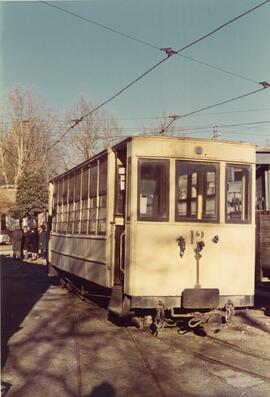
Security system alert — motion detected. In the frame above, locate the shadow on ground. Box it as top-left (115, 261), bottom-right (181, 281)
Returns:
top-left (1, 254), bottom-right (52, 368)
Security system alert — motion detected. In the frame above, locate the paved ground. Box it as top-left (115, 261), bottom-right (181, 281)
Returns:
top-left (1, 244), bottom-right (270, 397)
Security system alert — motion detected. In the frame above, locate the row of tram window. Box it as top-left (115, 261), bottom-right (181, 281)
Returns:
top-left (52, 158), bottom-right (252, 235)
top-left (137, 160), bottom-right (251, 223)
top-left (52, 158), bottom-right (107, 235)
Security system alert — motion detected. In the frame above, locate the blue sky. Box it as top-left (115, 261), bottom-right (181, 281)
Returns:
top-left (1, 0), bottom-right (270, 147)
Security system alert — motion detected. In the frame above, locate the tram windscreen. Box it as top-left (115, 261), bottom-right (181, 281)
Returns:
top-left (176, 161), bottom-right (218, 221)
top-left (226, 164), bottom-right (251, 223)
top-left (138, 159), bottom-right (169, 220)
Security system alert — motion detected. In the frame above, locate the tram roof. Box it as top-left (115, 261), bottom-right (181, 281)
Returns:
top-left (50, 135), bottom-right (256, 182)
top-left (256, 150), bottom-right (270, 165)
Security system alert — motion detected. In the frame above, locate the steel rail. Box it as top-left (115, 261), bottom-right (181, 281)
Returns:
top-left (158, 333), bottom-right (270, 383)
top-left (125, 328), bottom-right (168, 397)
top-left (205, 333), bottom-right (270, 361)
top-left (194, 352), bottom-right (270, 383)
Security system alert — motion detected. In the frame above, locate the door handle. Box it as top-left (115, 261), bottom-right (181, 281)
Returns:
top-left (119, 231), bottom-right (125, 273)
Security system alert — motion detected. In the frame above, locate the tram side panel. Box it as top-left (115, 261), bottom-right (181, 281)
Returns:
top-left (50, 235), bottom-right (108, 285)
top-left (49, 149), bottom-right (116, 289)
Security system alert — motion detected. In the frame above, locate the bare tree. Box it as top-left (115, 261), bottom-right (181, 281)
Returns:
top-left (0, 85), bottom-right (62, 186)
top-left (63, 96), bottom-right (123, 168)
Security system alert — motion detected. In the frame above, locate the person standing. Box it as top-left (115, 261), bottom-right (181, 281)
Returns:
top-left (38, 224), bottom-right (47, 259)
top-left (11, 226), bottom-right (23, 259)
top-left (29, 227), bottom-right (39, 260)
top-left (22, 226), bottom-right (31, 259)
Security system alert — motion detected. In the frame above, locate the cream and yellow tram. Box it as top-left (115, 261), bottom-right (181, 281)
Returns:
top-left (48, 136), bottom-right (256, 324)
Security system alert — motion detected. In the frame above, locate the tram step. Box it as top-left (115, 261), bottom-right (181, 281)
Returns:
top-left (108, 285), bottom-right (130, 316)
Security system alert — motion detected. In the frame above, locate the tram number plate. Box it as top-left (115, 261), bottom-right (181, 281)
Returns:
top-left (182, 288), bottom-right (219, 309)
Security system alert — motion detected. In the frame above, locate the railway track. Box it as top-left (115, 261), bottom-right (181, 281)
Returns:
top-left (158, 328), bottom-right (270, 384)
top-left (125, 328), bottom-right (168, 397)
top-left (65, 281), bottom-right (270, 397)
top-left (68, 297), bottom-right (170, 397)
top-left (205, 332), bottom-right (270, 362)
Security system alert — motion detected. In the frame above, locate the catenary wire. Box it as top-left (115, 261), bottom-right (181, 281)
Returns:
top-left (3, 1), bottom-right (269, 154)
top-left (51, 88), bottom-right (270, 142)
top-left (40, 1), bottom-right (265, 84)
top-left (1, 108), bottom-right (270, 125)
top-left (159, 87), bottom-right (270, 134)
top-left (51, 87), bottom-right (269, 141)
top-left (44, 0), bottom-right (270, 152)
top-left (1, 119), bottom-right (270, 134)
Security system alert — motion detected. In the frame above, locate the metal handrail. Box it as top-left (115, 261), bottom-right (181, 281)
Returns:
top-left (119, 231), bottom-right (126, 273)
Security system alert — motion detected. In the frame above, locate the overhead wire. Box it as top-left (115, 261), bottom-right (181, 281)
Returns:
top-left (46, 87), bottom-right (269, 142)
top-left (1, 108), bottom-right (270, 125)
top-left (40, 0), bottom-right (266, 84)
top-left (159, 87), bottom-right (270, 134)
top-left (164, 119), bottom-right (270, 133)
top-left (42, 0), bottom-right (270, 151)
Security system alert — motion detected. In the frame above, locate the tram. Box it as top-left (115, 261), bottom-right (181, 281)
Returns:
top-left (48, 136), bottom-right (256, 325)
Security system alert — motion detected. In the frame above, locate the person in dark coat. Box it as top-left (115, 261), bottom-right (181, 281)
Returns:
top-left (11, 226), bottom-right (23, 259)
top-left (22, 226), bottom-right (31, 259)
top-left (38, 224), bottom-right (47, 259)
top-left (29, 228), bottom-right (39, 260)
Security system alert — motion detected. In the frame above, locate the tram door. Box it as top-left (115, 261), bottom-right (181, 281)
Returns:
top-left (113, 153), bottom-right (126, 287)
top-left (114, 225), bottom-right (125, 285)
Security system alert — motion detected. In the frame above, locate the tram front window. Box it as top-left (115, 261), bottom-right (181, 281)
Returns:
top-left (138, 159), bottom-right (169, 220)
top-left (226, 164), bottom-right (251, 223)
top-left (176, 161), bottom-right (218, 222)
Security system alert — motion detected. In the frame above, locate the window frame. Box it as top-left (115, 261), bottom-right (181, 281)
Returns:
top-left (89, 162), bottom-right (98, 235)
top-left (81, 166), bottom-right (90, 235)
top-left (175, 160), bottom-right (220, 223)
top-left (137, 158), bottom-right (169, 222)
top-left (74, 171), bottom-right (81, 234)
top-left (97, 158), bottom-right (108, 235)
top-left (225, 163), bottom-right (252, 224)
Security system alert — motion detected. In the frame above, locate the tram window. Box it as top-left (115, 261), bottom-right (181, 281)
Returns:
top-left (53, 182), bottom-right (59, 232)
top-left (226, 164), bottom-right (251, 223)
top-left (74, 172), bottom-right (81, 234)
top-left (115, 166), bottom-right (126, 215)
top-left (81, 168), bottom-right (89, 235)
top-left (57, 180), bottom-right (64, 232)
top-left (75, 172), bottom-right (81, 202)
top-left (138, 159), bottom-right (169, 221)
top-left (89, 164), bottom-right (97, 234)
top-left (62, 178), bottom-right (68, 204)
top-left (67, 174), bottom-right (75, 234)
top-left (176, 161), bottom-right (218, 222)
top-left (81, 168), bottom-right (89, 200)
top-left (99, 160), bottom-right (107, 194)
top-left (81, 199), bottom-right (88, 234)
top-left (98, 160), bottom-right (107, 234)
top-left (127, 158), bottom-right (131, 220)
top-left (69, 174), bottom-right (75, 203)
top-left (98, 195), bottom-right (106, 233)
top-left (89, 197), bottom-right (97, 233)
top-left (61, 179), bottom-right (68, 233)
top-left (67, 207), bottom-right (74, 234)
top-left (52, 183), bottom-right (57, 232)
top-left (62, 203), bottom-right (68, 234)
top-left (57, 179), bottom-right (62, 204)
top-left (54, 182), bottom-right (58, 204)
